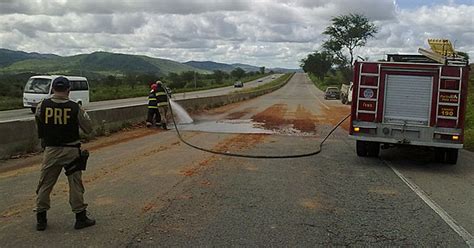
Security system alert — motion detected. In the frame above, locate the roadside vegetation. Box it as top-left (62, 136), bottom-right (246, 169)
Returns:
top-left (464, 66), bottom-right (474, 151)
top-left (236, 73), bottom-right (293, 94)
top-left (0, 67), bottom-right (270, 110)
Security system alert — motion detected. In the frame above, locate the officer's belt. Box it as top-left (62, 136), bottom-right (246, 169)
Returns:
top-left (47, 143), bottom-right (81, 148)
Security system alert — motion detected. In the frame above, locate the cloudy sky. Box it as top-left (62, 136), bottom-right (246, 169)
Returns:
top-left (0, 0), bottom-right (472, 69)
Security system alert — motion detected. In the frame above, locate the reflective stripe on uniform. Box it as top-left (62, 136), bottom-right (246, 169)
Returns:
top-left (148, 106), bottom-right (158, 109)
top-left (157, 102), bottom-right (169, 106)
top-left (148, 97), bottom-right (157, 100)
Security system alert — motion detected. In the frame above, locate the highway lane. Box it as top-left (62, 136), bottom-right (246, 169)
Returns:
top-left (0, 73), bottom-right (472, 247)
top-left (0, 74), bottom-right (282, 123)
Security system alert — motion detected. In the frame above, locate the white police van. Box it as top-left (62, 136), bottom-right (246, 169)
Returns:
top-left (23, 75), bottom-right (90, 113)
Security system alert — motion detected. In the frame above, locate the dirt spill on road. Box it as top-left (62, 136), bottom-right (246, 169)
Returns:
top-left (299, 197), bottom-right (342, 213)
top-left (83, 142), bottom-right (181, 184)
top-left (251, 103), bottom-right (349, 134)
top-left (300, 198), bottom-right (322, 210)
top-left (1, 198), bottom-right (35, 219)
top-left (200, 180), bottom-right (212, 186)
top-left (252, 104), bottom-right (288, 130)
top-left (142, 202), bottom-right (157, 213)
top-left (1, 134), bottom-right (190, 219)
top-left (85, 127), bottom-right (160, 152)
top-left (215, 133), bottom-right (268, 153)
top-left (225, 111), bottom-right (248, 120)
top-left (293, 104), bottom-right (318, 132)
top-left (94, 196), bottom-right (115, 206)
top-left (251, 104), bottom-right (320, 133)
top-left (0, 126), bottom-right (163, 179)
top-left (180, 134), bottom-right (267, 177)
top-left (320, 105), bottom-right (351, 131)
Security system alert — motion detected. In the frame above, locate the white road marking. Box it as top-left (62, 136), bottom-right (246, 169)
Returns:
top-left (385, 161), bottom-right (474, 247)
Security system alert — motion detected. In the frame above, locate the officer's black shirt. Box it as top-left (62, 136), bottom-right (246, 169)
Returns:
top-left (38, 98), bottom-right (80, 146)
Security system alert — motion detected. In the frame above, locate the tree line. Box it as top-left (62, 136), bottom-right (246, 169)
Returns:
top-left (0, 66), bottom-right (268, 98)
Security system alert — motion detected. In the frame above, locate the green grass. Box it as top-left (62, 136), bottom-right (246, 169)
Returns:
top-left (0, 96), bottom-right (22, 111)
top-left (170, 74), bottom-right (270, 94)
top-left (464, 68), bottom-right (474, 151)
top-left (90, 84), bottom-right (150, 102)
top-left (308, 73), bottom-right (340, 91)
top-left (237, 73), bottom-right (293, 94)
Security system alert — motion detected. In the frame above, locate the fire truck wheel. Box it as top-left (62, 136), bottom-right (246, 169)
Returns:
top-left (434, 149), bottom-right (446, 163)
top-left (367, 142), bottom-right (380, 157)
top-left (356, 141), bottom-right (368, 156)
top-left (445, 148), bottom-right (458, 164)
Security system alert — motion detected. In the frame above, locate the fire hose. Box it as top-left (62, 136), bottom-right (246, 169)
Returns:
top-left (167, 93), bottom-right (351, 159)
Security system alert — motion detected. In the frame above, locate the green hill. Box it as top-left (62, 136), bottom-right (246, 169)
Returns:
top-left (184, 61), bottom-right (236, 72)
top-left (0, 50), bottom-right (208, 76)
top-left (0, 49), bottom-right (59, 67)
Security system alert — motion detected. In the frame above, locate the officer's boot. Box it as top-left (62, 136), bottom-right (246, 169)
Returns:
top-left (162, 123), bottom-right (167, 130)
top-left (36, 211), bottom-right (47, 231)
top-left (74, 210), bottom-right (96, 230)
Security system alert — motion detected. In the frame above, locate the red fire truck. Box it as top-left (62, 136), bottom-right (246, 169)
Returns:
top-left (349, 39), bottom-right (470, 164)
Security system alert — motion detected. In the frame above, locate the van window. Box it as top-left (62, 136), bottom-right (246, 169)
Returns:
top-left (24, 78), bottom-right (51, 94)
top-left (70, 80), bottom-right (89, 91)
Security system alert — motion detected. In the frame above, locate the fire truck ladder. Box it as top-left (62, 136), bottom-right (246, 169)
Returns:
top-left (356, 63), bottom-right (381, 121)
top-left (436, 66), bottom-right (463, 126)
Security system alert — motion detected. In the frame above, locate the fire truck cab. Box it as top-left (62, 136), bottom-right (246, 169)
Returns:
top-left (349, 39), bottom-right (470, 164)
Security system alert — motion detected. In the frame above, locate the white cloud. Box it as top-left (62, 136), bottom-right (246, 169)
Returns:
top-left (0, 0), bottom-right (472, 69)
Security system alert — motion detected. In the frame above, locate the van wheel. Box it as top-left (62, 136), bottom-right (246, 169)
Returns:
top-left (356, 141), bottom-right (368, 157)
top-left (30, 107), bottom-right (36, 113)
top-left (445, 149), bottom-right (458, 164)
top-left (78, 101), bottom-right (82, 106)
top-left (341, 96), bottom-right (347, 104)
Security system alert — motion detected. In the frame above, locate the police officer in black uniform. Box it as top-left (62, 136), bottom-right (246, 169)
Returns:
top-left (35, 76), bottom-right (95, 231)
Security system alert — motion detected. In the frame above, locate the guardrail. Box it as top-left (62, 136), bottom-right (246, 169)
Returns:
top-left (0, 73), bottom-right (294, 160)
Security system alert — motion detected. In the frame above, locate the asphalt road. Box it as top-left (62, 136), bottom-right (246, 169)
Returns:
top-left (0, 73), bottom-right (473, 247)
top-left (0, 74), bottom-right (282, 123)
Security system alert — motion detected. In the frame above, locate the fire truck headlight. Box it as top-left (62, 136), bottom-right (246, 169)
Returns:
top-left (452, 135), bottom-right (459, 141)
top-left (354, 127), bottom-right (360, 132)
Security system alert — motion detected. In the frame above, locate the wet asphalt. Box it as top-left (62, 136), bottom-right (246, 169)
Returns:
top-left (0, 73), bottom-right (472, 247)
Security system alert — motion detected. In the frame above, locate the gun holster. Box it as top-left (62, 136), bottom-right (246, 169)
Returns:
top-left (64, 149), bottom-right (89, 176)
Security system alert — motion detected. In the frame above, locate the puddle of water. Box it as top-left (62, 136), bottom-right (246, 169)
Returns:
top-left (178, 119), bottom-right (317, 136)
top-left (178, 119), bottom-right (271, 134)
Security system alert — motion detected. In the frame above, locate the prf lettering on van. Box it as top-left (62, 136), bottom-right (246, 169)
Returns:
top-left (44, 107), bottom-right (71, 125)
